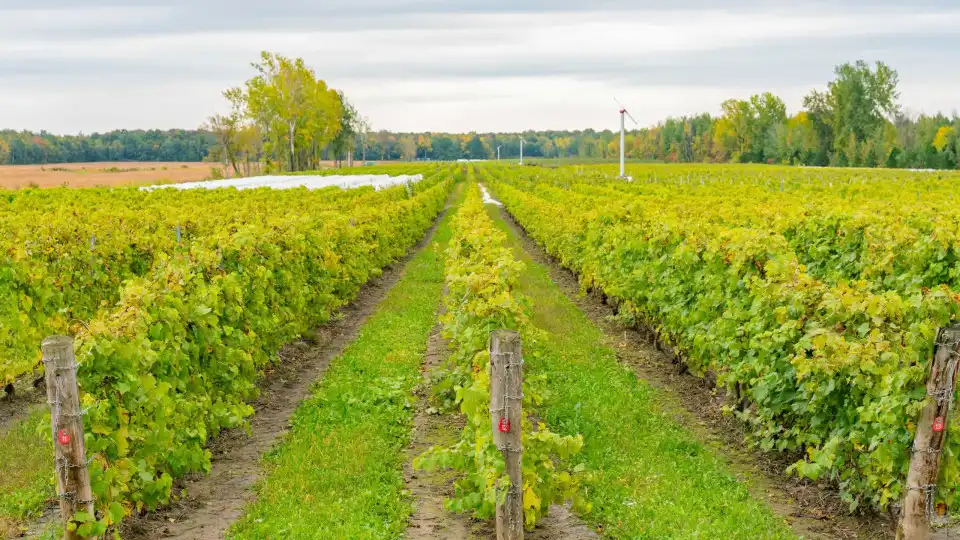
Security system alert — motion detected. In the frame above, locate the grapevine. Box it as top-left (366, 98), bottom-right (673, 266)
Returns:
top-left (486, 163), bottom-right (960, 513)
top-left (5, 168), bottom-right (454, 536)
top-left (415, 179), bottom-right (587, 529)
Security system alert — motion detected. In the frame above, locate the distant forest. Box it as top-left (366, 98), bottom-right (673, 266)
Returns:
top-left (0, 129), bottom-right (213, 165)
top-left (2, 60), bottom-right (957, 170)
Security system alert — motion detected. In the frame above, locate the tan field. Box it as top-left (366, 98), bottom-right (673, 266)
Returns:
top-left (0, 162), bottom-right (214, 189)
top-left (0, 160), bottom-right (359, 189)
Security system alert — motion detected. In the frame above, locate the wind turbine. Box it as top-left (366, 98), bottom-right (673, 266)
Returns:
top-left (615, 98), bottom-right (638, 179)
top-left (497, 145), bottom-right (502, 161)
top-left (519, 136), bottom-right (526, 165)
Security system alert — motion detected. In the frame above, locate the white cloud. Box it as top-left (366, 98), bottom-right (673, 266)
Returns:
top-left (0, 3), bottom-right (957, 133)
top-left (0, 5), bottom-right (173, 32)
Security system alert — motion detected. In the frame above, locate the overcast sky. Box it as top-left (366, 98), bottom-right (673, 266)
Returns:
top-left (1, 0), bottom-right (958, 134)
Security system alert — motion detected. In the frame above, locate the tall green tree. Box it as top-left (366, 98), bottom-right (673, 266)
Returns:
top-left (800, 90), bottom-right (833, 165)
top-left (808, 60), bottom-right (900, 165)
top-left (464, 134), bottom-right (487, 159)
top-left (328, 91), bottom-right (359, 167)
top-left (750, 92), bottom-right (787, 162)
top-left (713, 93), bottom-right (785, 162)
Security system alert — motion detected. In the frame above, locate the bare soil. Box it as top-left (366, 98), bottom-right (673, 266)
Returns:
top-left (526, 506), bottom-right (597, 540)
top-left (111, 212), bottom-right (447, 540)
top-left (404, 318), bottom-right (478, 539)
top-left (0, 377), bottom-right (44, 434)
top-left (495, 205), bottom-right (893, 540)
top-left (0, 520), bottom-right (17, 540)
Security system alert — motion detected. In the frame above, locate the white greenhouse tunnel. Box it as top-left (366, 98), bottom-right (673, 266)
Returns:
top-left (143, 174), bottom-right (423, 191)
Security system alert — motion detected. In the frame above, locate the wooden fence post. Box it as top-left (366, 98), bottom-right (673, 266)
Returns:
top-left (490, 329), bottom-right (523, 540)
top-left (42, 336), bottom-right (95, 540)
top-left (897, 323), bottom-right (960, 540)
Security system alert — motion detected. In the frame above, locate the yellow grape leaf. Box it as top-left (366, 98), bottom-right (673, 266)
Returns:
top-left (523, 486), bottom-right (541, 510)
top-left (115, 426), bottom-right (129, 457)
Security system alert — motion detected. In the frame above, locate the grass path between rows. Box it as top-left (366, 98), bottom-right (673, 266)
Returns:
top-left (485, 203), bottom-right (798, 539)
top-left (228, 184), bottom-right (463, 539)
top-left (0, 409), bottom-right (53, 538)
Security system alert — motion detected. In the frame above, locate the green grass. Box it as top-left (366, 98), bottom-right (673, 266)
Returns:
top-left (0, 409), bottom-right (54, 537)
top-left (229, 185), bottom-right (463, 539)
top-left (485, 204), bottom-right (797, 539)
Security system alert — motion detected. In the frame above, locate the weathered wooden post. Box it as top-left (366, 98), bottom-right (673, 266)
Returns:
top-left (42, 336), bottom-right (96, 540)
top-left (490, 329), bottom-right (523, 540)
top-left (897, 323), bottom-right (960, 540)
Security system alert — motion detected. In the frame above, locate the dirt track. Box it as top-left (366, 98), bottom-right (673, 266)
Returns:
top-left (0, 377), bottom-right (43, 434)
top-left (403, 318), bottom-right (476, 539)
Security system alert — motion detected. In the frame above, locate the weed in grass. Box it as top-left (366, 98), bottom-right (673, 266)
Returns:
top-left (0, 410), bottom-right (54, 529)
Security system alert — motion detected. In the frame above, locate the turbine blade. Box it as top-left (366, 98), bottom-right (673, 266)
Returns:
top-left (624, 109), bottom-right (639, 125)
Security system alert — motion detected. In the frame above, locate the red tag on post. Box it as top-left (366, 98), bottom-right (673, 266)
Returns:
top-left (933, 417), bottom-right (945, 433)
top-left (57, 429), bottom-right (71, 445)
top-left (498, 418), bottom-right (511, 433)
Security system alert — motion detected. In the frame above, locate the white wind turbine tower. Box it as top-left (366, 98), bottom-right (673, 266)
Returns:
top-left (519, 136), bottom-right (526, 165)
top-left (615, 98), bottom-right (638, 179)
top-left (497, 145), bottom-right (502, 161)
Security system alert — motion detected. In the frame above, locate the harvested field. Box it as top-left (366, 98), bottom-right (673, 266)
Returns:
top-left (0, 161), bottom-right (362, 189)
top-left (0, 162), bottom-right (212, 189)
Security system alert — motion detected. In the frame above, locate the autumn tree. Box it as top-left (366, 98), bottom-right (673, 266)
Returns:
top-left (416, 134), bottom-right (432, 160)
top-left (205, 114), bottom-right (238, 176)
top-left (236, 124), bottom-right (263, 176)
top-left (203, 87), bottom-right (246, 176)
top-left (714, 99), bottom-right (751, 160)
top-left (712, 94), bottom-right (785, 162)
top-left (782, 112), bottom-right (820, 164)
top-left (236, 51), bottom-right (342, 172)
top-left (464, 134), bottom-right (487, 159)
top-left (934, 126), bottom-right (955, 153)
top-left (399, 135), bottom-right (417, 161)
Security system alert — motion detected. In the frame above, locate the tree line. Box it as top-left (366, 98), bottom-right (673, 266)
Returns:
top-left (640, 61), bottom-right (959, 169)
top-left (394, 61), bottom-right (956, 169)
top-left (0, 129), bottom-right (213, 165)
top-left (1, 58), bottom-right (956, 170)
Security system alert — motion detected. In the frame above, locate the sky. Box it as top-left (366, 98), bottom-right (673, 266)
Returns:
top-left (1, 0), bottom-right (958, 135)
